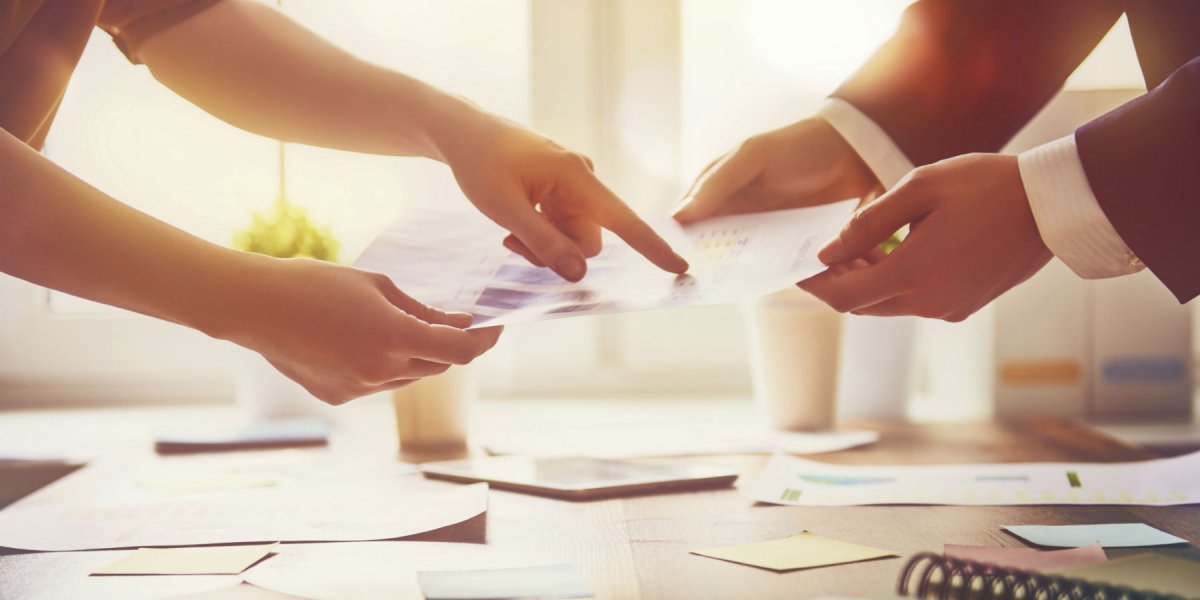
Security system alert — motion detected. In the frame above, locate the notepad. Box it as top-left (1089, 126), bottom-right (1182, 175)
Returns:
top-left (1052, 553), bottom-right (1200, 597)
top-left (690, 532), bottom-right (897, 572)
top-left (944, 543), bottom-right (1107, 571)
top-left (91, 542), bottom-right (279, 576)
top-left (417, 564), bottom-right (591, 600)
top-left (1003, 523), bottom-right (1187, 548)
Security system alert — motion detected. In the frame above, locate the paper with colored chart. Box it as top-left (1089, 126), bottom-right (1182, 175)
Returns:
top-left (354, 200), bottom-right (857, 328)
top-left (749, 450), bottom-right (1200, 506)
top-left (691, 531), bottom-right (897, 572)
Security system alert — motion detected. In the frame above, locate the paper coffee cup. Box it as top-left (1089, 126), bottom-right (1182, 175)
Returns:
top-left (743, 289), bottom-right (843, 431)
top-left (391, 366), bottom-right (476, 461)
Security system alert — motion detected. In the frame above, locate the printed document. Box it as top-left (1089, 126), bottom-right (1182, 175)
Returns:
top-left (750, 450), bottom-right (1200, 506)
top-left (354, 200), bottom-right (858, 328)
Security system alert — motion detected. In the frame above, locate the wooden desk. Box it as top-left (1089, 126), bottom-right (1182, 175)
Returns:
top-left (1, 401), bottom-right (1197, 599)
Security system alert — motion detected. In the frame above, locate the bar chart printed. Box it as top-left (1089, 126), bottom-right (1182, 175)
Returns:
top-left (750, 450), bottom-right (1200, 507)
top-left (354, 199), bottom-right (857, 328)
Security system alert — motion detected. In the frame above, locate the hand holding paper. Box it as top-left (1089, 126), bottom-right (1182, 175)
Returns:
top-left (355, 199), bottom-right (858, 328)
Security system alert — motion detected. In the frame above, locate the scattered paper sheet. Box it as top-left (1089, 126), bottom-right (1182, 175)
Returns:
top-left (0, 455), bottom-right (485, 551)
top-left (136, 472), bottom-right (277, 493)
top-left (0, 550), bottom-right (242, 600)
top-left (1052, 553), bottom-right (1200, 597)
top-left (943, 543), bottom-right (1107, 571)
top-left (1003, 523), bottom-right (1187, 548)
top-left (418, 564), bottom-right (592, 600)
top-left (484, 426), bottom-right (877, 459)
top-left (243, 541), bottom-right (571, 600)
top-left (354, 200), bottom-right (857, 328)
top-left (91, 542), bottom-right (279, 576)
top-left (690, 531), bottom-right (897, 572)
top-left (749, 450), bottom-right (1200, 506)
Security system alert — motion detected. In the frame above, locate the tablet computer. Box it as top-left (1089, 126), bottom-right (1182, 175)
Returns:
top-left (419, 456), bottom-right (739, 500)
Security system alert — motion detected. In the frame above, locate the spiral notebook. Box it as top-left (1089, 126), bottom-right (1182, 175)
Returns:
top-left (897, 552), bottom-right (1200, 600)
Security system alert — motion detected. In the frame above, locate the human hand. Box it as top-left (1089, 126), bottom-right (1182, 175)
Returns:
top-left (800, 153), bottom-right (1052, 321)
top-left (673, 118), bottom-right (878, 224)
top-left (219, 256), bottom-right (501, 405)
top-left (434, 110), bottom-right (688, 282)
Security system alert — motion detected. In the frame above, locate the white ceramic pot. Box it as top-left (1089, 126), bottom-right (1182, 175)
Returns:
top-left (234, 351), bottom-right (341, 423)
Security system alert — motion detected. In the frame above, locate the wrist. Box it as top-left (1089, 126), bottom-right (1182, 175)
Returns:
top-left (187, 249), bottom-right (279, 346)
top-left (813, 118), bottom-right (879, 195)
top-left (419, 88), bottom-right (492, 166)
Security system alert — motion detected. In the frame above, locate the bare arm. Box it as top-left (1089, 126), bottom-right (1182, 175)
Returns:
top-left (0, 129), bottom-right (499, 404)
top-left (0, 128), bottom-right (247, 333)
top-left (138, 0), bottom-right (455, 158)
top-left (137, 0), bottom-right (688, 280)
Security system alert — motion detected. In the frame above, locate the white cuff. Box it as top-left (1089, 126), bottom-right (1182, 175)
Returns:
top-left (1018, 134), bottom-right (1144, 279)
top-left (817, 98), bottom-right (914, 190)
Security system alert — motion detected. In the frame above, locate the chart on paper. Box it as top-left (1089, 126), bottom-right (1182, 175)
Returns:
top-left (354, 199), bottom-right (858, 328)
top-left (749, 450), bottom-right (1200, 506)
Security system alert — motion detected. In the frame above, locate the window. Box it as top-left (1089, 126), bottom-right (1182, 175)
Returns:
top-left (0, 0), bottom-right (1151, 408)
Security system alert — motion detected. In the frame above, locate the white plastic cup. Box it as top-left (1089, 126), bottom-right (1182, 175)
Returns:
top-left (391, 366), bottom-right (476, 461)
top-left (743, 289), bottom-right (844, 431)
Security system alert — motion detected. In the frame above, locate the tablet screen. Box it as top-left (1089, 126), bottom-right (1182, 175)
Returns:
top-left (420, 456), bottom-right (738, 498)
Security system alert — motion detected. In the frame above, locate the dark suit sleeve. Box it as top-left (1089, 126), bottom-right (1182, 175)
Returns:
top-left (832, 0), bottom-right (1123, 167)
top-left (1076, 57), bottom-right (1200, 303)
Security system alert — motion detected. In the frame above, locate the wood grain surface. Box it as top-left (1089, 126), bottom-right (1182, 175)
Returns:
top-left (0, 405), bottom-right (1196, 599)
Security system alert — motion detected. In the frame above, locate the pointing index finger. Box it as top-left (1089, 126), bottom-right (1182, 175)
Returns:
top-left (572, 173), bottom-right (689, 274)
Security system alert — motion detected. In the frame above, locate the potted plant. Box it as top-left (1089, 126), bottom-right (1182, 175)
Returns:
top-left (231, 195), bottom-right (341, 422)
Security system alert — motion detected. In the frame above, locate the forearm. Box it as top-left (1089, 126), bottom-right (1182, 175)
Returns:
top-left (137, 0), bottom-right (477, 161)
top-left (0, 130), bottom-right (258, 339)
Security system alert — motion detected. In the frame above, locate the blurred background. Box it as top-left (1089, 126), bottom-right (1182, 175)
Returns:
top-left (0, 0), bottom-right (1194, 433)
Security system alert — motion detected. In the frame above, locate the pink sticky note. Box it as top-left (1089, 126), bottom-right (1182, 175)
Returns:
top-left (944, 543), bottom-right (1107, 572)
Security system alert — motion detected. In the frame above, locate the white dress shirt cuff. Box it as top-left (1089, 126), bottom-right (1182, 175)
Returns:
top-left (1018, 134), bottom-right (1144, 279)
top-left (816, 98), bottom-right (914, 190)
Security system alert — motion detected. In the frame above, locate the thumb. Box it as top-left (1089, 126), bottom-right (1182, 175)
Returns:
top-left (377, 278), bottom-right (474, 328)
top-left (673, 143), bottom-right (762, 224)
top-left (818, 179), bottom-right (930, 265)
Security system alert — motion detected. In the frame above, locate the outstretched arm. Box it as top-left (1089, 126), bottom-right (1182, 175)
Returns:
top-left (129, 0), bottom-right (687, 281)
top-left (0, 129), bottom-right (499, 405)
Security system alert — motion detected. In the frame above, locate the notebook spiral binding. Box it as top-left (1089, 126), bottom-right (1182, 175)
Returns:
top-left (896, 552), bottom-right (1186, 600)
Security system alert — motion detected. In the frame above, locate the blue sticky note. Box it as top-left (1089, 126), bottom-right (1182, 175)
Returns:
top-left (418, 564), bottom-right (591, 600)
top-left (1004, 523), bottom-right (1188, 548)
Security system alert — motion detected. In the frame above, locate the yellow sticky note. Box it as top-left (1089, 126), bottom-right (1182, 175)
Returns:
top-left (691, 532), bottom-right (897, 572)
top-left (91, 542), bottom-right (279, 576)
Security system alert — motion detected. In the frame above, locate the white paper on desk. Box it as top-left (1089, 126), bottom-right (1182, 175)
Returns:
top-left (353, 199), bottom-right (858, 328)
top-left (0, 453), bottom-right (486, 551)
top-left (749, 449), bottom-right (1200, 506)
top-left (244, 541), bottom-right (564, 600)
top-left (483, 426), bottom-right (878, 459)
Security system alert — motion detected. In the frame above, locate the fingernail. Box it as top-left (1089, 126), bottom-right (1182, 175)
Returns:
top-left (670, 253), bottom-right (690, 274)
top-left (447, 312), bottom-right (474, 327)
top-left (817, 238), bottom-right (841, 265)
top-left (555, 255), bottom-right (586, 281)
